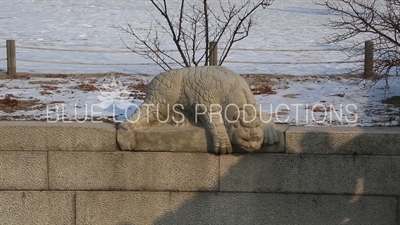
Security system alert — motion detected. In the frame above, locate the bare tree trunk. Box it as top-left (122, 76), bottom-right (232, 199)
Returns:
top-left (203, 0), bottom-right (210, 66)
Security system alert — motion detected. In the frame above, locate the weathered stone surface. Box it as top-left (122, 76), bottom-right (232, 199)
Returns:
top-left (135, 124), bottom-right (209, 152)
top-left (0, 121), bottom-right (117, 151)
top-left (118, 66), bottom-right (279, 154)
top-left (0, 151), bottom-right (47, 190)
top-left (238, 124), bottom-right (289, 153)
top-left (76, 191), bottom-right (397, 225)
top-left (0, 191), bottom-right (74, 225)
top-left (133, 124), bottom-right (287, 153)
top-left (49, 152), bottom-right (218, 191)
top-left (220, 154), bottom-right (400, 195)
top-left (286, 126), bottom-right (400, 155)
top-left (267, 124), bottom-right (289, 152)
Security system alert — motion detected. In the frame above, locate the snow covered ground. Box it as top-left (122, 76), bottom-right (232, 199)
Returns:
top-left (0, 0), bottom-right (399, 126)
top-left (0, 73), bottom-right (399, 126)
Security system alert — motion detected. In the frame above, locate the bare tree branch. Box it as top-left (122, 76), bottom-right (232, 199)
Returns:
top-left (120, 0), bottom-right (274, 70)
top-left (316, 0), bottom-right (400, 83)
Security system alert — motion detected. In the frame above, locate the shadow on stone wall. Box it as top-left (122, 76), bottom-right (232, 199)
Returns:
top-left (153, 129), bottom-right (399, 225)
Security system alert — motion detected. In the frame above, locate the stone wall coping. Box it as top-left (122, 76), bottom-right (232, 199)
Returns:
top-left (0, 121), bottom-right (399, 154)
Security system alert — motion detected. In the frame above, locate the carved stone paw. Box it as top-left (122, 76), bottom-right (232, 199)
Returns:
top-left (117, 122), bottom-right (137, 150)
top-left (212, 135), bottom-right (233, 155)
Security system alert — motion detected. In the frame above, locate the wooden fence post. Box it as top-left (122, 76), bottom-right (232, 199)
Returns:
top-left (364, 40), bottom-right (374, 78)
top-left (209, 41), bottom-right (218, 66)
top-left (6, 40), bottom-right (16, 75)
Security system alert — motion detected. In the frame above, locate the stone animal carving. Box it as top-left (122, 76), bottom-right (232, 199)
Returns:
top-left (117, 66), bottom-right (278, 154)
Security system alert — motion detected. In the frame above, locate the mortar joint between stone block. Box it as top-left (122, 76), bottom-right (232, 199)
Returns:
top-left (47, 151), bottom-right (49, 190)
top-left (396, 196), bottom-right (399, 225)
top-left (74, 191), bottom-right (77, 225)
top-left (219, 155), bottom-right (221, 191)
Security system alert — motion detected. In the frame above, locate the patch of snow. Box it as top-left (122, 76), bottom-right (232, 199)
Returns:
top-left (1, 74), bottom-right (399, 127)
top-left (0, 0), bottom-right (398, 127)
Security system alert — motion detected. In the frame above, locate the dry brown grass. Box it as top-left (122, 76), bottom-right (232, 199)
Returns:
top-left (0, 94), bottom-right (42, 113)
top-left (0, 72), bottom-right (138, 80)
top-left (243, 74), bottom-right (276, 95)
top-left (0, 94), bottom-right (18, 107)
top-left (306, 105), bottom-right (334, 113)
top-left (130, 80), bottom-right (148, 92)
top-left (40, 91), bottom-right (52, 95)
top-left (0, 73), bottom-right (31, 80)
top-left (276, 111), bottom-right (289, 116)
top-left (127, 80), bottom-right (148, 100)
top-left (41, 84), bottom-right (58, 91)
top-left (29, 80), bottom-right (69, 85)
top-left (251, 84), bottom-right (276, 95)
top-left (87, 78), bottom-right (98, 84)
top-left (49, 100), bottom-right (66, 104)
top-left (0, 115), bottom-right (42, 121)
top-left (283, 93), bottom-right (301, 98)
top-left (76, 82), bottom-right (99, 92)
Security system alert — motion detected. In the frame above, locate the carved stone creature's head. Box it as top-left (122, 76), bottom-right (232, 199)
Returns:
top-left (227, 107), bottom-right (264, 152)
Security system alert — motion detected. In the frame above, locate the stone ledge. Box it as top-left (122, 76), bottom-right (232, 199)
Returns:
top-left (135, 124), bottom-right (289, 153)
top-left (0, 121), bottom-right (117, 151)
top-left (76, 191), bottom-right (398, 225)
top-left (286, 126), bottom-right (400, 155)
top-left (1, 121), bottom-right (399, 155)
top-left (48, 152), bottom-right (219, 191)
top-left (0, 191), bottom-right (74, 225)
